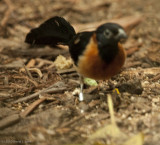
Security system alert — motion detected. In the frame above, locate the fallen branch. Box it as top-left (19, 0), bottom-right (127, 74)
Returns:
top-left (2, 47), bottom-right (68, 58)
top-left (56, 68), bottom-right (76, 74)
top-left (0, 60), bottom-right (26, 68)
top-left (13, 86), bottom-right (67, 104)
top-left (60, 114), bottom-right (85, 128)
top-left (20, 97), bottom-right (47, 118)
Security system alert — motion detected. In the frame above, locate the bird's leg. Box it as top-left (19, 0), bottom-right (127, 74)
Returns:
top-left (79, 75), bottom-right (84, 101)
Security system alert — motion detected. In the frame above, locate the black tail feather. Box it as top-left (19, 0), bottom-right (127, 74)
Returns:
top-left (25, 16), bottom-right (76, 46)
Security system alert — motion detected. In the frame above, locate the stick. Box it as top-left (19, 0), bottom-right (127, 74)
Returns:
top-left (13, 75), bottom-right (38, 87)
top-left (13, 87), bottom-right (67, 104)
top-left (121, 67), bottom-right (160, 76)
top-left (61, 114), bottom-right (85, 128)
top-left (56, 68), bottom-right (76, 74)
top-left (0, 114), bottom-right (20, 130)
top-left (1, 0), bottom-right (14, 27)
top-left (107, 94), bottom-right (116, 126)
top-left (20, 97), bottom-right (46, 118)
top-left (2, 48), bottom-right (68, 58)
top-left (126, 47), bottom-right (141, 56)
top-left (150, 74), bottom-right (160, 81)
top-left (23, 64), bottom-right (34, 80)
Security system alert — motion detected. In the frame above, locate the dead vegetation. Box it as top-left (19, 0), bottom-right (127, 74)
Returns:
top-left (0, 0), bottom-right (160, 145)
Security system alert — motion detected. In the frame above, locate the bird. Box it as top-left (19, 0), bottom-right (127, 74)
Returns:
top-left (25, 16), bottom-right (127, 101)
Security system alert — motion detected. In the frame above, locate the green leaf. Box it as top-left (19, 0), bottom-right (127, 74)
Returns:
top-left (84, 78), bottom-right (98, 86)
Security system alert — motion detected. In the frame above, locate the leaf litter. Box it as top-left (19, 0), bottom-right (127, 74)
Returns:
top-left (0, 0), bottom-right (160, 145)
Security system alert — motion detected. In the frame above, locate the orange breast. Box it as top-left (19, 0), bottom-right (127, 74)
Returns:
top-left (77, 34), bottom-right (126, 80)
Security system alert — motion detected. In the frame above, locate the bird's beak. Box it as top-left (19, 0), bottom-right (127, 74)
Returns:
top-left (116, 28), bottom-right (127, 40)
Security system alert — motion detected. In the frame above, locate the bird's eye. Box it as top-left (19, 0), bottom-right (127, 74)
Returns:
top-left (104, 29), bottom-right (112, 38)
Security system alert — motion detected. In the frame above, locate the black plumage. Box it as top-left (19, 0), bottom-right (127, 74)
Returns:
top-left (69, 32), bottom-right (93, 65)
top-left (25, 16), bottom-right (126, 65)
top-left (25, 16), bottom-right (76, 46)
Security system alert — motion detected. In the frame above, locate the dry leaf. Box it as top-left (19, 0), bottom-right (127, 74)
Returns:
top-left (54, 55), bottom-right (73, 70)
top-left (92, 133), bottom-right (144, 145)
top-left (86, 94), bottom-right (126, 144)
top-left (122, 133), bottom-right (144, 145)
top-left (87, 124), bottom-right (122, 141)
top-left (20, 67), bottom-right (43, 78)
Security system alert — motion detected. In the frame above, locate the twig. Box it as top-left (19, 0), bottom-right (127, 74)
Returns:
top-left (13, 75), bottom-right (38, 87)
top-left (60, 114), bottom-right (85, 128)
top-left (43, 87), bottom-right (67, 94)
top-left (47, 64), bottom-right (55, 69)
top-left (0, 93), bottom-right (11, 101)
top-left (0, 60), bottom-right (25, 68)
top-left (56, 68), bottom-right (76, 74)
top-left (148, 36), bottom-right (160, 43)
top-left (28, 68), bottom-right (43, 78)
top-left (13, 86), bottom-right (67, 104)
top-left (25, 76), bottom-right (38, 87)
top-left (73, 15), bottom-right (143, 32)
top-left (20, 97), bottom-right (47, 118)
top-left (125, 61), bottom-right (142, 68)
top-left (107, 94), bottom-right (116, 126)
top-left (0, 114), bottom-right (20, 130)
top-left (88, 100), bottom-right (100, 108)
top-left (121, 67), bottom-right (160, 76)
top-left (84, 86), bottom-right (98, 94)
top-left (2, 48), bottom-right (68, 57)
top-left (150, 74), bottom-right (160, 81)
top-left (36, 58), bottom-right (54, 68)
top-left (36, 58), bottom-right (55, 64)
top-left (1, 0), bottom-right (14, 27)
top-left (62, 72), bottom-right (78, 78)
top-left (71, 1), bottom-right (110, 13)
top-left (20, 66), bottom-right (43, 79)
top-left (151, 38), bottom-right (160, 43)
top-left (126, 47), bottom-right (141, 56)
top-left (23, 65), bottom-right (34, 80)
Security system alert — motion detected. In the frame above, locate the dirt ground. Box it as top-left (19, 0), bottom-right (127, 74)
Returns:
top-left (0, 0), bottom-right (160, 145)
